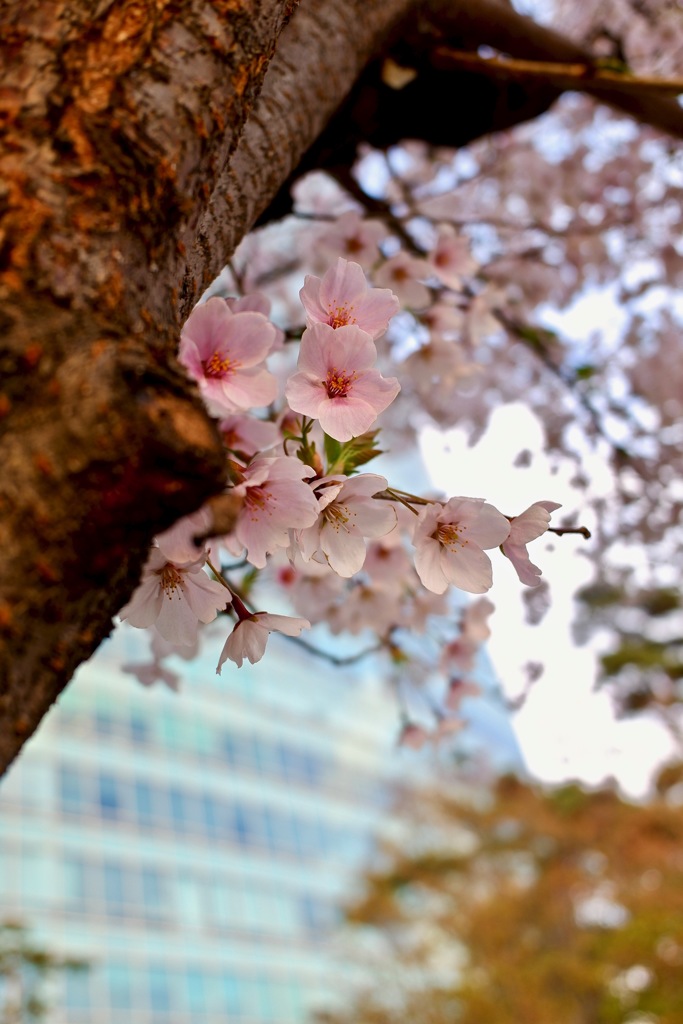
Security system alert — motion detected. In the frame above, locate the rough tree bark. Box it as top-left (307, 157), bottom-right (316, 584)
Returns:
top-left (1, 0), bottom-right (681, 775)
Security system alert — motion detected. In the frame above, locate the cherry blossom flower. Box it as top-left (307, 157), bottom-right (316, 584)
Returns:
top-left (502, 500), bottom-right (561, 587)
top-left (285, 323), bottom-right (400, 441)
top-left (466, 286), bottom-right (506, 344)
top-left (226, 292), bottom-right (285, 351)
top-left (428, 225), bottom-right (478, 290)
top-left (219, 414), bottom-right (280, 460)
top-left (118, 548), bottom-right (230, 646)
top-left (413, 497), bottom-right (511, 595)
top-left (122, 658), bottom-right (181, 692)
top-left (228, 455), bottom-right (320, 568)
top-left (278, 558), bottom-right (346, 624)
top-left (364, 533), bottom-right (413, 585)
top-left (403, 339), bottom-right (480, 396)
top-left (298, 473), bottom-right (396, 577)
top-left (420, 299), bottom-right (465, 338)
top-left (461, 596), bottom-right (495, 644)
top-left (316, 211), bottom-right (387, 269)
top-left (439, 637), bottom-right (478, 675)
top-left (444, 677), bottom-right (482, 711)
top-left (156, 506), bottom-right (213, 565)
top-left (179, 297), bottom-right (278, 416)
top-left (217, 612), bottom-right (310, 671)
top-left (433, 715), bottom-right (465, 741)
top-left (397, 721), bottom-right (430, 749)
top-left (373, 252), bottom-right (432, 309)
top-left (327, 582), bottom-right (402, 636)
top-left (299, 258), bottom-right (399, 338)
top-left (397, 581), bottom-right (450, 632)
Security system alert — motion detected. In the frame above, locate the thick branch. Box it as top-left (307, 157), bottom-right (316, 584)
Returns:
top-left (180, 0), bottom-right (416, 312)
top-left (0, 0), bottom-right (296, 773)
top-left (422, 0), bottom-right (683, 138)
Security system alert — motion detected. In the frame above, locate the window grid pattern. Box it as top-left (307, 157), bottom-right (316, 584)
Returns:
top-left (54, 764), bottom-right (370, 863)
top-left (65, 959), bottom-right (307, 1023)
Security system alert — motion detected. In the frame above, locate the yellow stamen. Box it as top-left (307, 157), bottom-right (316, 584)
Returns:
top-left (204, 351), bottom-right (236, 378)
top-left (325, 367), bottom-right (356, 398)
top-left (160, 564), bottom-right (184, 598)
top-left (328, 305), bottom-right (356, 329)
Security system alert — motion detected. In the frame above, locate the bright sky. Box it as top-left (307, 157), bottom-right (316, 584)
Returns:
top-left (420, 404), bottom-right (677, 798)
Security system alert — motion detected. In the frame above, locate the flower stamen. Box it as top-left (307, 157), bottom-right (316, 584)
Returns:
top-left (435, 523), bottom-right (467, 550)
top-left (159, 563), bottom-right (184, 598)
top-left (325, 368), bottom-right (356, 398)
top-left (203, 351), bottom-right (238, 379)
top-left (328, 304), bottom-right (356, 329)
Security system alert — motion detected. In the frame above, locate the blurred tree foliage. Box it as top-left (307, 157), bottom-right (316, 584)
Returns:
top-left (318, 772), bottom-right (683, 1024)
top-left (575, 577), bottom-right (683, 742)
top-left (0, 922), bottom-right (87, 1024)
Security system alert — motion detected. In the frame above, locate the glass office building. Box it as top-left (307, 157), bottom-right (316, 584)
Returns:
top-left (0, 617), bottom-right (522, 1023)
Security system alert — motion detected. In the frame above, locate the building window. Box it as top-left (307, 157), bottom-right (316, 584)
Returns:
top-left (221, 973), bottom-right (242, 1016)
top-left (63, 855), bottom-right (86, 910)
top-left (148, 965), bottom-right (171, 1013)
top-left (185, 968), bottom-right (206, 1014)
top-left (230, 802), bottom-right (255, 846)
top-left (169, 787), bottom-right (187, 833)
top-left (59, 765), bottom-right (83, 815)
top-left (201, 794), bottom-right (218, 839)
top-left (130, 711), bottom-right (149, 745)
top-left (141, 867), bottom-right (166, 921)
top-left (103, 861), bottom-right (126, 916)
top-left (134, 780), bottom-right (154, 827)
top-left (94, 708), bottom-right (114, 737)
top-left (98, 774), bottom-right (121, 820)
top-left (263, 809), bottom-right (296, 855)
top-left (300, 894), bottom-right (335, 934)
top-left (176, 873), bottom-right (204, 930)
top-left (107, 963), bottom-right (132, 1010)
top-left (256, 975), bottom-right (275, 1020)
top-left (65, 967), bottom-right (90, 1011)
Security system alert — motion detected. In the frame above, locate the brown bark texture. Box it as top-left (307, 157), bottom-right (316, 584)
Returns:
top-left (1, 0), bottom-right (681, 776)
top-left (0, 0), bottom-right (296, 773)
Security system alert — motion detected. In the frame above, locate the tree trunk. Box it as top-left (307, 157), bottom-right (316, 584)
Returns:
top-left (1, 0), bottom-right (681, 775)
top-left (0, 0), bottom-right (417, 774)
top-left (0, 0), bottom-right (297, 772)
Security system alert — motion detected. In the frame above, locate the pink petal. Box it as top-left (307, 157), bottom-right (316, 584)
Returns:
top-left (350, 370), bottom-right (401, 412)
top-left (285, 373), bottom-right (327, 419)
top-left (217, 619), bottom-right (269, 671)
top-left (351, 289), bottom-right (401, 339)
top-left (255, 613), bottom-right (310, 636)
top-left (180, 298), bottom-right (233, 362)
top-left (221, 311), bottom-right (277, 367)
top-left (318, 258), bottom-right (368, 311)
top-left (118, 576), bottom-right (164, 628)
top-left (508, 501), bottom-right (561, 545)
top-left (155, 588), bottom-right (203, 646)
top-left (317, 397), bottom-right (378, 441)
top-left (321, 524), bottom-right (367, 577)
top-left (466, 502), bottom-right (511, 549)
top-left (414, 537), bottom-right (448, 594)
top-left (441, 544), bottom-right (493, 594)
top-left (502, 542), bottom-right (544, 587)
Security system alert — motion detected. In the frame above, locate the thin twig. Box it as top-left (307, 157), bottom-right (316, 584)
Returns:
top-left (548, 525), bottom-right (592, 540)
top-left (433, 48), bottom-right (683, 97)
top-left (284, 634), bottom-right (384, 666)
top-left (328, 165), bottom-right (427, 256)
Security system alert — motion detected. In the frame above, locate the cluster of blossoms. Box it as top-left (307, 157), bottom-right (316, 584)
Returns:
top-left (119, 255), bottom-right (562, 740)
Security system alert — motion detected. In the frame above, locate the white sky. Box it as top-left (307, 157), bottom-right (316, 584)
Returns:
top-left (420, 404), bottom-right (677, 797)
